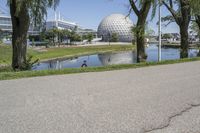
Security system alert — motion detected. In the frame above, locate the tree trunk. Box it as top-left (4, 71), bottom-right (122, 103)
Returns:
top-left (135, 2), bottom-right (151, 62)
top-left (179, 0), bottom-right (190, 58)
top-left (180, 24), bottom-right (189, 58)
top-left (136, 20), bottom-right (147, 62)
top-left (10, 0), bottom-right (30, 70)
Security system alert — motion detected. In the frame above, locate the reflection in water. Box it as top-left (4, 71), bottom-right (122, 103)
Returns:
top-left (32, 44), bottom-right (199, 71)
top-left (98, 51), bottom-right (137, 65)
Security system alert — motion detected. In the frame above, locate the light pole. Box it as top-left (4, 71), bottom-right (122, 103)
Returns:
top-left (158, 0), bottom-right (162, 61)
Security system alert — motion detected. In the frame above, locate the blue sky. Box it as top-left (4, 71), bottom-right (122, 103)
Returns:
top-left (1, 0), bottom-right (179, 34)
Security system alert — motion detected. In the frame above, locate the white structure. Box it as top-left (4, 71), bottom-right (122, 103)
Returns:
top-left (97, 14), bottom-right (134, 42)
top-left (0, 13), bottom-right (12, 32)
top-left (0, 12), bottom-right (39, 35)
top-left (46, 12), bottom-right (97, 36)
top-left (46, 20), bottom-right (78, 31)
top-left (46, 12), bottom-right (78, 31)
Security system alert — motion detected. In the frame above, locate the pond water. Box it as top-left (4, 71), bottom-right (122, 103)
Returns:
top-left (32, 44), bottom-right (199, 70)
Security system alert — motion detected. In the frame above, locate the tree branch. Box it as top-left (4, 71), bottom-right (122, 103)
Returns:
top-left (126, 7), bottom-right (132, 18)
top-left (162, 0), bottom-right (180, 24)
top-left (129, 0), bottom-right (139, 16)
top-left (140, 0), bottom-right (151, 14)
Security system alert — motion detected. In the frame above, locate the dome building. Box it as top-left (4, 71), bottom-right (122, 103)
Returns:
top-left (97, 14), bottom-right (134, 42)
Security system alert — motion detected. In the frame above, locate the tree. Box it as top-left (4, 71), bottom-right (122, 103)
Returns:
top-left (110, 33), bottom-right (119, 42)
top-left (86, 33), bottom-right (94, 44)
top-left (190, 21), bottom-right (200, 40)
top-left (69, 31), bottom-right (81, 42)
top-left (7, 0), bottom-right (60, 70)
top-left (46, 28), bottom-right (57, 46)
top-left (162, 33), bottom-right (173, 40)
top-left (194, 16), bottom-right (200, 39)
top-left (145, 24), bottom-right (155, 37)
top-left (0, 28), bottom-right (3, 41)
top-left (190, 0), bottom-right (200, 44)
top-left (162, 0), bottom-right (191, 58)
top-left (129, 0), bottom-right (156, 62)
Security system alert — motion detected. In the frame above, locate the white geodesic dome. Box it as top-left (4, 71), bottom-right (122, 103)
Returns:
top-left (97, 14), bottom-right (134, 42)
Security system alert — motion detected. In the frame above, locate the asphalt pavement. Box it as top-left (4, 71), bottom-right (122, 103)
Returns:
top-left (0, 61), bottom-right (200, 133)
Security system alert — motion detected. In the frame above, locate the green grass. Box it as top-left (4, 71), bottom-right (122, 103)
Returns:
top-left (30, 45), bottom-right (135, 61)
top-left (0, 44), bottom-right (12, 64)
top-left (0, 57), bottom-right (200, 80)
top-left (0, 44), bottom-right (135, 65)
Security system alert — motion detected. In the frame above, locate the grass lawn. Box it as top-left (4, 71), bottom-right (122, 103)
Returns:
top-left (1, 43), bottom-right (200, 80)
top-left (31, 45), bottom-right (135, 61)
top-left (0, 57), bottom-right (200, 80)
top-left (0, 44), bottom-right (12, 64)
top-left (0, 44), bottom-right (135, 65)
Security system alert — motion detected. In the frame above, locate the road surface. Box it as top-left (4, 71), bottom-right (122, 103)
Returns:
top-left (0, 61), bottom-right (200, 133)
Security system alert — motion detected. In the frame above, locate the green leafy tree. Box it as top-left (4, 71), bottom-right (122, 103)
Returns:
top-left (190, 0), bottom-right (200, 44)
top-left (162, 0), bottom-right (191, 58)
top-left (69, 32), bottom-right (81, 42)
top-left (46, 28), bottom-right (57, 46)
top-left (162, 33), bottom-right (173, 40)
top-left (110, 33), bottom-right (119, 42)
top-left (0, 28), bottom-right (3, 42)
top-left (190, 22), bottom-right (200, 37)
top-left (145, 24), bottom-right (155, 37)
top-left (7, 0), bottom-right (60, 70)
top-left (129, 0), bottom-right (157, 62)
top-left (86, 33), bottom-right (94, 44)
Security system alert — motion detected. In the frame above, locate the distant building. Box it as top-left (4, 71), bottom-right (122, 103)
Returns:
top-left (46, 19), bottom-right (77, 31)
top-left (0, 11), bottom-right (96, 37)
top-left (97, 14), bottom-right (134, 42)
top-left (0, 12), bottom-right (40, 36)
top-left (46, 12), bottom-right (96, 36)
top-left (76, 28), bottom-right (97, 36)
top-left (170, 33), bottom-right (180, 41)
top-left (0, 14), bottom-right (12, 32)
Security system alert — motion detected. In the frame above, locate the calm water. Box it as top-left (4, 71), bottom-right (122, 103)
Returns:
top-left (32, 44), bottom-right (199, 70)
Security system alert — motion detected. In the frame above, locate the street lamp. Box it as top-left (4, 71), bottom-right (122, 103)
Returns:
top-left (158, 0), bottom-right (162, 62)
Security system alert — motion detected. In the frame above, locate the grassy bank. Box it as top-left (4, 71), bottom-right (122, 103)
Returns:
top-left (0, 57), bottom-right (200, 80)
top-left (0, 44), bottom-right (135, 65)
top-left (31, 45), bottom-right (135, 61)
top-left (0, 44), bottom-right (12, 64)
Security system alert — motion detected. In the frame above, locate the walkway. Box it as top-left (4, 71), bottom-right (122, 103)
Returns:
top-left (0, 61), bottom-right (200, 133)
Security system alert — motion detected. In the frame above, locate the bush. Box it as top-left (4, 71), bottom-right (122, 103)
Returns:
top-left (19, 56), bottom-right (39, 71)
top-left (110, 33), bottom-right (119, 42)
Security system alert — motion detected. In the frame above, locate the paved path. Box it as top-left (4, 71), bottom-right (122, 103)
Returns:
top-left (0, 61), bottom-right (200, 133)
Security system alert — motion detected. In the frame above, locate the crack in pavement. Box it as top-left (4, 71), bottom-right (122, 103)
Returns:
top-left (144, 103), bottom-right (200, 133)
